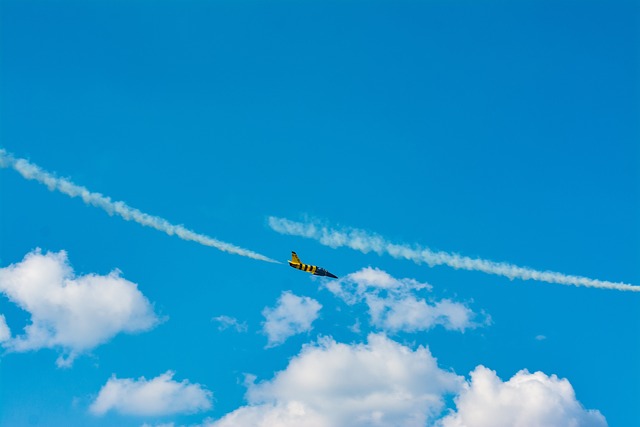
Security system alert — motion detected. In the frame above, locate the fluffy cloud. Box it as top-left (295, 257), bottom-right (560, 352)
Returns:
top-left (439, 366), bottom-right (607, 427)
top-left (0, 250), bottom-right (161, 366)
top-left (208, 334), bottom-right (463, 427)
top-left (327, 267), bottom-right (479, 333)
top-left (174, 335), bottom-right (607, 427)
top-left (262, 292), bottom-right (322, 347)
top-left (206, 402), bottom-right (322, 427)
top-left (212, 315), bottom-right (248, 332)
top-left (90, 371), bottom-right (213, 416)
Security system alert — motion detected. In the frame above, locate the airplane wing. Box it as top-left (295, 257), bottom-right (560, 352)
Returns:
top-left (291, 251), bottom-right (302, 264)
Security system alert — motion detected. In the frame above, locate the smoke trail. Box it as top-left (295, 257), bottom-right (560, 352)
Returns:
top-left (268, 216), bottom-right (638, 292)
top-left (0, 149), bottom-right (278, 263)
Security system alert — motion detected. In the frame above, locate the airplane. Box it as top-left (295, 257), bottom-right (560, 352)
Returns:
top-left (288, 251), bottom-right (338, 278)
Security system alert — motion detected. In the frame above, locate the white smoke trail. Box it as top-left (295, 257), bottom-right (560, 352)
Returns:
top-left (0, 149), bottom-right (279, 263)
top-left (268, 216), bottom-right (639, 292)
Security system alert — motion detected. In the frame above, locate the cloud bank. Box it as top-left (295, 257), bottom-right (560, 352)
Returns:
top-left (0, 149), bottom-right (277, 263)
top-left (204, 334), bottom-right (606, 427)
top-left (268, 217), bottom-right (638, 292)
top-left (0, 250), bottom-right (160, 366)
top-left (90, 371), bottom-right (213, 416)
top-left (262, 292), bottom-right (322, 347)
top-left (209, 334), bottom-right (463, 427)
top-left (327, 267), bottom-right (480, 333)
top-left (439, 366), bottom-right (607, 427)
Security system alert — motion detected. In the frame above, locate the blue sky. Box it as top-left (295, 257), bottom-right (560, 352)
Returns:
top-left (0, 0), bottom-right (638, 426)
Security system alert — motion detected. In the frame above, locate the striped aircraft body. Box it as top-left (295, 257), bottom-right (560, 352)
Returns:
top-left (288, 251), bottom-right (338, 278)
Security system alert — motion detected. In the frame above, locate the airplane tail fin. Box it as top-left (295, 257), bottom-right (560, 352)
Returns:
top-left (291, 251), bottom-right (302, 264)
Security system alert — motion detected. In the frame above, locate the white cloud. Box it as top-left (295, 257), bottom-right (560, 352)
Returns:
top-left (262, 292), bottom-right (322, 347)
top-left (207, 334), bottom-right (463, 427)
top-left (439, 366), bottom-right (607, 427)
top-left (0, 149), bottom-right (277, 263)
top-left (206, 402), bottom-right (323, 427)
top-left (268, 217), bottom-right (638, 292)
top-left (90, 371), bottom-right (213, 417)
top-left (325, 267), bottom-right (431, 303)
top-left (535, 334), bottom-right (547, 341)
top-left (0, 249), bottom-right (161, 366)
top-left (329, 267), bottom-right (479, 333)
top-left (189, 335), bottom-right (607, 427)
top-left (0, 314), bottom-right (10, 342)
top-left (212, 315), bottom-right (248, 332)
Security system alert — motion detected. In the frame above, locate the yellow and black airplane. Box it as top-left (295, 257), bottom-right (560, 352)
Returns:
top-left (288, 251), bottom-right (338, 278)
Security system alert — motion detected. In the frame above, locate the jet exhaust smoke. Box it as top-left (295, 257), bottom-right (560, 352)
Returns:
top-left (268, 217), bottom-right (638, 292)
top-left (0, 149), bottom-right (278, 263)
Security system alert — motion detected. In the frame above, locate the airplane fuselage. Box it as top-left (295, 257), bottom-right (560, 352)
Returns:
top-left (288, 261), bottom-right (338, 279)
top-left (289, 260), bottom-right (318, 274)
